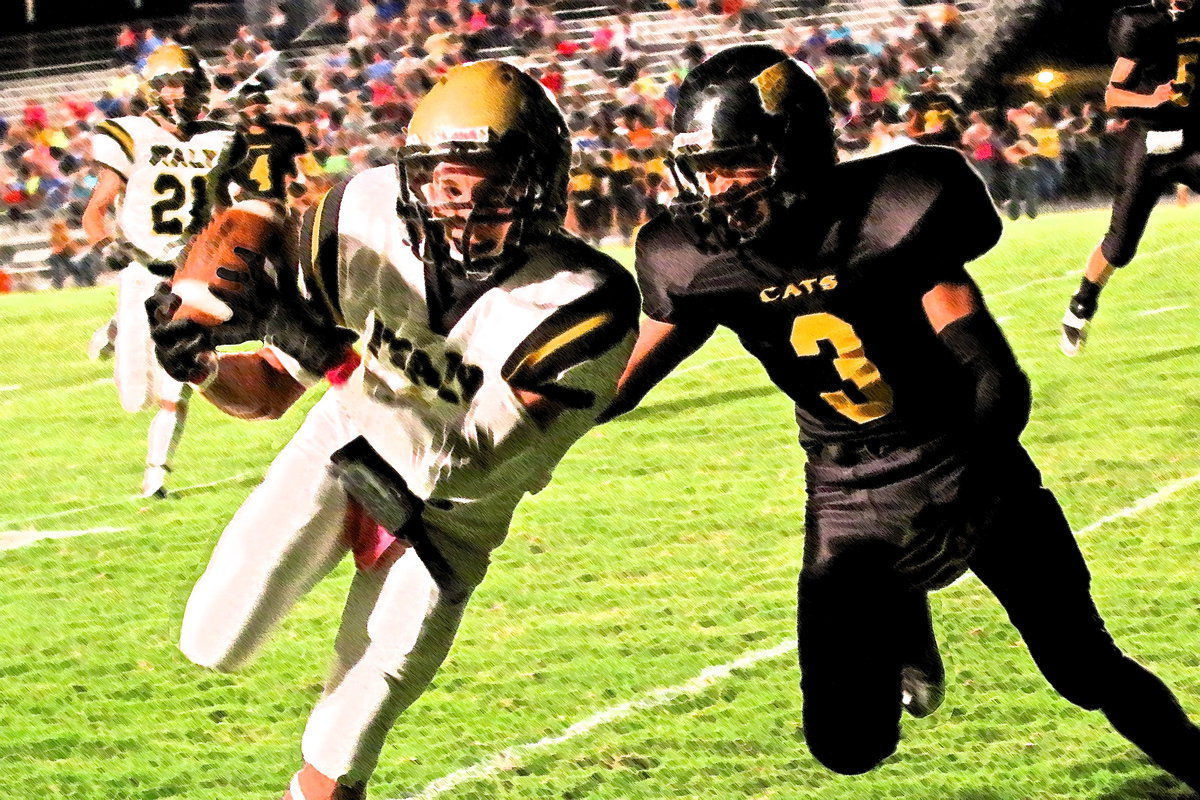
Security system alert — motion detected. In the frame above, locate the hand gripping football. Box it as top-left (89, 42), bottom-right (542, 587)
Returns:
top-left (170, 200), bottom-right (283, 328)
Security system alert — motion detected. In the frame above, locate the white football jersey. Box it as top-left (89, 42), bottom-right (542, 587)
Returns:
top-left (93, 116), bottom-right (235, 263)
top-left (286, 166), bottom-right (639, 508)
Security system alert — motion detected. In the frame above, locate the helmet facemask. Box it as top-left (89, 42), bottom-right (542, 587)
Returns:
top-left (669, 142), bottom-right (777, 251)
top-left (141, 46), bottom-right (210, 127)
top-left (398, 144), bottom-right (538, 282)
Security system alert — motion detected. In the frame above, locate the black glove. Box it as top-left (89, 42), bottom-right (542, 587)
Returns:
top-left (146, 282), bottom-right (216, 383)
top-left (93, 237), bottom-right (144, 272)
top-left (263, 271), bottom-right (359, 376)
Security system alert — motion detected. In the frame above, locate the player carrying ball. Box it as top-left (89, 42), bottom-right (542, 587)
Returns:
top-left (604, 45), bottom-right (1200, 790)
top-left (147, 61), bottom-right (638, 800)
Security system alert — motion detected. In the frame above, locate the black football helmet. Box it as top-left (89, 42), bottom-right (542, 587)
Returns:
top-left (669, 44), bottom-right (835, 249)
top-left (234, 81), bottom-right (272, 128)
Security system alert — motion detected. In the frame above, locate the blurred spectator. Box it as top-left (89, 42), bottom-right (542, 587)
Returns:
top-left (962, 110), bottom-right (999, 192)
top-left (115, 25), bottom-right (138, 66)
top-left (47, 219), bottom-right (94, 289)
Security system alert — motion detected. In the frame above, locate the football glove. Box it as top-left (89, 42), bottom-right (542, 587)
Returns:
top-left (146, 282), bottom-right (217, 384)
top-left (92, 237), bottom-right (145, 272)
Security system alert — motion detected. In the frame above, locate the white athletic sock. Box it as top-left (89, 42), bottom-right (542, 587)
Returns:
top-left (146, 397), bottom-right (189, 470)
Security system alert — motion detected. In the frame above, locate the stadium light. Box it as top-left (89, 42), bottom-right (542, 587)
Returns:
top-left (1031, 69), bottom-right (1066, 97)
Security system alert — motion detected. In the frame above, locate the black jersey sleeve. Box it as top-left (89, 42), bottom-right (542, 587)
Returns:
top-left (845, 146), bottom-right (1000, 293)
top-left (632, 213), bottom-right (703, 325)
top-left (1110, 9), bottom-right (1148, 62)
top-left (913, 147), bottom-right (1002, 278)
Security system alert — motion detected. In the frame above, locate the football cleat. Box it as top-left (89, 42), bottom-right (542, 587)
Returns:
top-left (140, 465), bottom-right (169, 499)
top-left (900, 664), bottom-right (945, 718)
top-left (1060, 309), bottom-right (1090, 357)
top-left (88, 320), bottom-right (116, 361)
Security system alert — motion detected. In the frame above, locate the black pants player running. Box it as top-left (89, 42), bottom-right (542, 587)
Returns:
top-left (1063, 0), bottom-right (1200, 355)
top-left (605, 45), bottom-right (1200, 790)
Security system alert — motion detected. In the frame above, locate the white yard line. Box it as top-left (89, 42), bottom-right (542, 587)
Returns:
top-left (0, 384), bottom-right (20, 393)
top-left (0, 527), bottom-right (127, 551)
top-left (0, 472), bottom-right (255, 530)
top-left (395, 468), bottom-right (1200, 800)
top-left (1135, 305), bottom-right (1189, 317)
top-left (401, 639), bottom-right (798, 800)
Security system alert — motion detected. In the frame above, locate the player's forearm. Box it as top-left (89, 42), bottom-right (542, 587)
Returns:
top-left (1105, 85), bottom-right (1165, 110)
top-left (599, 319), bottom-right (715, 422)
top-left (201, 350), bottom-right (306, 420)
top-left (81, 204), bottom-right (113, 247)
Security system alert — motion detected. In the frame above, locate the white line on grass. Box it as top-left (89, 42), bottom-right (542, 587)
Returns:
top-left (0, 527), bottom-right (127, 551)
top-left (395, 468), bottom-right (1200, 800)
top-left (0, 472), bottom-right (256, 530)
top-left (0, 384), bottom-right (20, 392)
top-left (1135, 305), bottom-right (1189, 317)
top-left (401, 639), bottom-right (798, 800)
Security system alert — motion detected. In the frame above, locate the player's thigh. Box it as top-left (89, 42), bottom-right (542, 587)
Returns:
top-left (967, 458), bottom-right (1120, 701)
top-left (181, 398), bottom-right (359, 662)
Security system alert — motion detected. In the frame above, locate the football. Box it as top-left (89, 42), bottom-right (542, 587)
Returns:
top-left (169, 200), bottom-right (283, 327)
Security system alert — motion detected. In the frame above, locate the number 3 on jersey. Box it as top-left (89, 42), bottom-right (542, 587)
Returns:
top-left (790, 312), bottom-right (894, 424)
top-left (151, 174), bottom-right (209, 236)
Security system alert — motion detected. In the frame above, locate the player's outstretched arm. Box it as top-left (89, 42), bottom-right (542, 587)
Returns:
top-left (923, 279), bottom-right (1031, 444)
top-left (599, 318), bottom-right (716, 422)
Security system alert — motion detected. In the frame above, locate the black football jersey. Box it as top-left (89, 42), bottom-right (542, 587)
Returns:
top-left (212, 122), bottom-right (308, 205)
top-left (635, 145), bottom-right (1002, 444)
top-left (1110, 3), bottom-right (1200, 129)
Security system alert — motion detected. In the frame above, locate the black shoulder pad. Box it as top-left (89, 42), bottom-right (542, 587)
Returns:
top-left (844, 146), bottom-right (1001, 268)
top-left (633, 211), bottom-right (707, 324)
top-left (1110, 6), bottom-right (1153, 61)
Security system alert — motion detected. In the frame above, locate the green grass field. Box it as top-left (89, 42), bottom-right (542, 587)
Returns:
top-left (3, 207), bottom-right (1200, 800)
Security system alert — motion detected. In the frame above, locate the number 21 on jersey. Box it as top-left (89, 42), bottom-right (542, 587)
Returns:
top-left (151, 173), bottom-right (209, 236)
top-left (790, 312), bottom-right (894, 424)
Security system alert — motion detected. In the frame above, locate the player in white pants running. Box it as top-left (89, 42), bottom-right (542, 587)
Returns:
top-left (83, 43), bottom-right (234, 497)
top-left (148, 61), bottom-right (639, 799)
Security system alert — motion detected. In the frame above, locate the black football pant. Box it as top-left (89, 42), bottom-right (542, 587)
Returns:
top-left (797, 439), bottom-right (1200, 789)
top-left (1102, 127), bottom-right (1200, 267)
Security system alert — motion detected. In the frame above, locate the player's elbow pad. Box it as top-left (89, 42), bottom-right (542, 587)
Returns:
top-left (938, 313), bottom-right (1031, 443)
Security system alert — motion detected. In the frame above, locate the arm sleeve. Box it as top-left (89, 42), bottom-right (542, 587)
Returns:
top-left (263, 182), bottom-right (358, 376)
top-left (501, 269), bottom-right (640, 410)
top-left (207, 131), bottom-right (247, 210)
top-left (92, 120), bottom-right (135, 179)
top-left (295, 181), bottom-right (349, 326)
top-left (938, 310), bottom-right (1032, 444)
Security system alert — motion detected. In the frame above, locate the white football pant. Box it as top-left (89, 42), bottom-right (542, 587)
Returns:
top-left (115, 262), bottom-right (190, 481)
top-left (115, 262), bottom-right (187, 412)
top-left (179, 393), bottom-right (497, 783)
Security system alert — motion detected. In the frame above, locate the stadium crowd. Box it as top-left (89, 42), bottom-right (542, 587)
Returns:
top-left (0, 0), bottom-right (1137, 286)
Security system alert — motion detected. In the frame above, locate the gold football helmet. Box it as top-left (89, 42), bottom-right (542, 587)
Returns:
top-left (397, 60), bottom-right (570, 280)
top-left (141, 44), bottom-right (211, 125)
